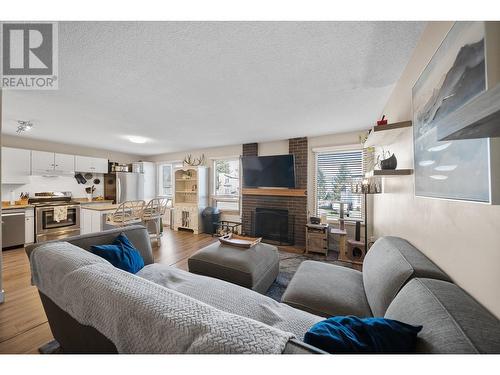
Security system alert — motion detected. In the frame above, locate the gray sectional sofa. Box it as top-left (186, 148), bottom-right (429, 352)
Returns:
top-left (281, 236), bottom-right (500, 353)
top-left (26, 227), bottom-right (500, 354)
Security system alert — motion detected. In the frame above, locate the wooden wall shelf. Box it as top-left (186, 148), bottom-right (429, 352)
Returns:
top-left (364, 121), bottom-right (412, 147)
top-left (365, 169), bottom-right (413, 177)
top-left (242, 188), bottom-right (307, 197)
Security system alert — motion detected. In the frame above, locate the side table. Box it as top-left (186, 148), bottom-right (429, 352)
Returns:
top-left (305, 224), bottom-right (329, 255)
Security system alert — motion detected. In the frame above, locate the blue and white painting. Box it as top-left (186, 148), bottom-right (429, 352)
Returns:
top-left (413, 22), bottom-right (490, 202)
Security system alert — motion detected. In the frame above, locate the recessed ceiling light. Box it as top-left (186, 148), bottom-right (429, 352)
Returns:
top-left (126, 135), bottom-right (148, 144)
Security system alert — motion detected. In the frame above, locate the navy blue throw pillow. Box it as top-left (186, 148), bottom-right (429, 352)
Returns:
top-left (304, 316), bottom-right (422, 353)
top-left (90, 233), bottom-right (145, 274)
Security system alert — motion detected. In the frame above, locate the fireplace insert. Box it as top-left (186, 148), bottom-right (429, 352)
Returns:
top-left (252, 208), bottom-right (294, 246)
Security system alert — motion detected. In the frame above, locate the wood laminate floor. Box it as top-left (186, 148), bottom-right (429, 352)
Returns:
top-left (0, 228), bottom-right (223, 354)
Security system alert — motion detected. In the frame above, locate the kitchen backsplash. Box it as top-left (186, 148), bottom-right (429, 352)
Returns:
top-left (1, 174), bottom-right (105, 201)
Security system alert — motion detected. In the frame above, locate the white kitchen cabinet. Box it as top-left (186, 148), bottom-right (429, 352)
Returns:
top-left (25, 208), bottom-right (35, 244)
top-left (54, 153), bottom-right (75, 174)
top-left (31, 151), bottom-right (75, 175)
top-left (81, 207), bottom-right (114, 234)
top-left (1, 147), bottom-right (31, 184)
top-left (92, 158), bottom-right (109, 173)
top-left (75, 156), bottom-right (93, 173)
top-left (81, 208), bottom-right (93, 235)
top-left (32, 150), bottom-right (56, 174)
top-left (75, 156), bottom-right (108, 173)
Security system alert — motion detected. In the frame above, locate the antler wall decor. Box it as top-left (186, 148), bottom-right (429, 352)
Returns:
top-left (183, 154), bottom-right (206, 167)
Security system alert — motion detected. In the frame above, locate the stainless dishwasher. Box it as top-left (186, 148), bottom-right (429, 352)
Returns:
top-left (1, 209), bottom-right (26, 248)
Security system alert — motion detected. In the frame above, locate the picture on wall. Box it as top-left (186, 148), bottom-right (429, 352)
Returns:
top-left (412, 21), bottom-right (490, 202)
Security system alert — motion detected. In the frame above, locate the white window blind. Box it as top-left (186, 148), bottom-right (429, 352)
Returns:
top-left (315, 149), bottom-right (363, 220)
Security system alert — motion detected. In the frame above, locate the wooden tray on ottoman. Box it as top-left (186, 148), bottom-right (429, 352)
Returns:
top-left (218, 234), bottom-right (262, 248)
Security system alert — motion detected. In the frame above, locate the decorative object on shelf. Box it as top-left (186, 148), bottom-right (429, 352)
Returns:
top-left (180, 170), bottom-right (193, 179)
top-left (375, 148), bottom-right (394, 170)
top-left (380, 153), bottom-right (397, 170)
top-left (413, 21), bottom-right (490, 202)
top-left (111, 163), bottom-right (130, 172)
top-left (183, 154), bottom-right (206, 167)
top-left (376, 115), bottom-right (388, 126)
top-left (84, 173), bottom-right (93, 180)
top-left (16, 120), bottom-right (34, 135)
top-left (351, 178), bottom-right (381, 255)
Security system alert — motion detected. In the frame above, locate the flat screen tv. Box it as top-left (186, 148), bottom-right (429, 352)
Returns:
top-left (242, 154), bottom-right (296, 188)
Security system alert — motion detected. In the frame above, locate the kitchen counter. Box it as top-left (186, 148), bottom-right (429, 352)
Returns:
top-left (74, 198), bottom-right (114, 205)
top-left (2, 204), bottom-right (34, 210)
top-left (80, 203), bottom-right (119, 211)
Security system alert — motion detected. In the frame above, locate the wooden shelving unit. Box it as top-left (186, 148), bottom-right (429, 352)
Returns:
top-left (363, 120), bottom-right (414, 179)
top-left (241, 188), bottom-right (307, 197)
top-left (173, 166), bottom-right (208, 234)
top-left (364, 121), bottom-right (412, 147)
top-left (365, 169), bottom-right (413, 178)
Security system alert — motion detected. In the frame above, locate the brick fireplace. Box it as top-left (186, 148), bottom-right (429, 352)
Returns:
top-left (241, 138), bottom-right (308, 247)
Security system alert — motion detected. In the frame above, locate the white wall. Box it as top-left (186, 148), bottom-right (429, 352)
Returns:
top-left (2, 174), bottom-right (105, 201)
top-left (374, 21), bottom-right (500, 319)
top-left (258, 140), bottom-right (289, 156)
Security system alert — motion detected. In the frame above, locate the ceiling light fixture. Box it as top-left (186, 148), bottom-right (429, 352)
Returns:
top-left (16, 120), bottom-right (34, 134)
top-left (126, 135), bottom-right (148, 144)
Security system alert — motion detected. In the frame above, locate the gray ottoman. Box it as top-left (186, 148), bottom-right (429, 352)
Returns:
top-left (188, 242), bottom-right (279, 294)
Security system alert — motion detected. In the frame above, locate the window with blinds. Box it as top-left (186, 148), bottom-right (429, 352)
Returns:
top-left (315, 149), bottom-right (364, 220)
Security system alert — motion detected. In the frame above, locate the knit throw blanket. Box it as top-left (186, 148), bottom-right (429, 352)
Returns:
top-left (30, 242), bottom-right (294, 353)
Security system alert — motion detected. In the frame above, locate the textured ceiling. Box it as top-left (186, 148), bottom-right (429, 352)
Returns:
top-left (2, 21), bottom-right (426, 156)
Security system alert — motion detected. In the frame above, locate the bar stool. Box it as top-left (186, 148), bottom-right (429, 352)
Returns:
top-left (106, 200), bottom-right (145, 227)
top-left (142, 198), bottom-right (168, 245)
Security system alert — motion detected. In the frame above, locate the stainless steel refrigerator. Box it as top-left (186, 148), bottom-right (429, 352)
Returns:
top-left (104, 172), bottom-right (144, 203)
top-left (115, 172), bottom-right (145, 203)
top-left (104, 162), bottom-right (156, 203)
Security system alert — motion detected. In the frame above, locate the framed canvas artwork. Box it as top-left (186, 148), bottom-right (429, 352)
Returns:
top-left (412, 21), bottom-right (490, 202)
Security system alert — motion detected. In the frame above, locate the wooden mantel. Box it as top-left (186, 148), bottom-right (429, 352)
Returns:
top-left (241, 188), bottom-right (307, 197)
